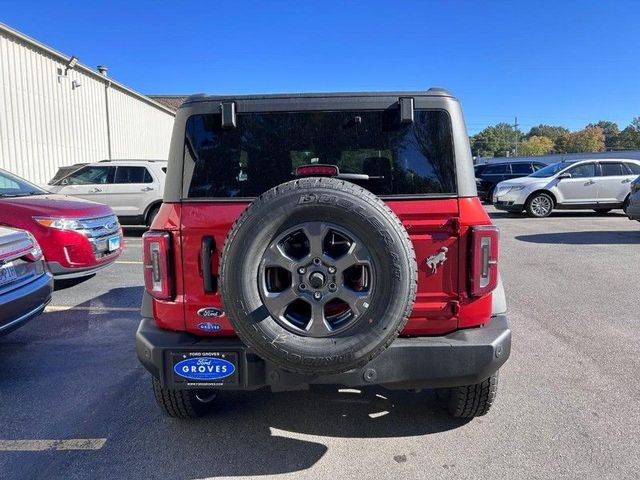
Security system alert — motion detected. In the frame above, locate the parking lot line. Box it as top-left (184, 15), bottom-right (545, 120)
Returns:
top-left (115, 260), bottom-right (143, 264)
top-left (0, 439), bottom-right (106, 451)
top-left (45, 306), bottom-right (139, 312)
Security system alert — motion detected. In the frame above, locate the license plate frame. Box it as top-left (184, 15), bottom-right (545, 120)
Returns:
top-left (170, 351), bottom-right (240, 388)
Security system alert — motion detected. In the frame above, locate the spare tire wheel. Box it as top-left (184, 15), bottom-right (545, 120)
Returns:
top-left (220, 178), bottom-right (417, 375)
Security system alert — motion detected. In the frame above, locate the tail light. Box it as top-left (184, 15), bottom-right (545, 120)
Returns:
top-left (295, 164), bottom-right (339, 177)
top-left (23, 232), bottom-right (43, 262)
top-left (470, 225), bottom-right (499, 297)
top-left (143, 231), bottom-right (173, 300)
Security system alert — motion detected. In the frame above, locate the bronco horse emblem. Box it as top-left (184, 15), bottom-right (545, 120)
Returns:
top-left (426, 247), bottom-right (448, 274)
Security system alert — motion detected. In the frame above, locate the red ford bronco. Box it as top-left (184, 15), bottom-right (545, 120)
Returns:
top-left (136, 90), bottom-right (511, 419)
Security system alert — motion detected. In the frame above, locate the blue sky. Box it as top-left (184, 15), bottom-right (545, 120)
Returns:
top-left (2, 1), bottom-right (640, 134)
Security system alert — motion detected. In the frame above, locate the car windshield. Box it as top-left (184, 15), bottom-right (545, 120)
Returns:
top-left (0, 169), bottom-right (47, 197)
top-left (529, 161), bottom-right (571, 178)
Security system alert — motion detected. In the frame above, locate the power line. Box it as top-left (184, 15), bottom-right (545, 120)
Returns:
top-left (514, 116), bottom-right (519, 156)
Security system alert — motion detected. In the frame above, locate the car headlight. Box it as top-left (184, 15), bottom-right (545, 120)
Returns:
top-left (495, 185), bottom-right (525, 196)
top-left (34, 217), bottom-right (83, 230)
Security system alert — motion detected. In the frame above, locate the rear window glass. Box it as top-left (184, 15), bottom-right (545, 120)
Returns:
top-left (600, 163), bottom-right (625, 176)
top-left (510, 163), bottom-right (534, 175)
top-left (184, 110), bottom-right (456, 198)
top-left (114, 166), bottom-right (153, 183)
top-left (625, 163), bottom-right (640, 175)
top-left (483, 164), bottom-right (508, 175)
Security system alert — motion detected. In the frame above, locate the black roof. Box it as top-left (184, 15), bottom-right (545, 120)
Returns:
top-left (183, 88), bottom-right (454, 105)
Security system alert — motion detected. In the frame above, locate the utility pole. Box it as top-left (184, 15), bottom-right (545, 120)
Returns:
top-left (514, 116), bottom-right (519, 156)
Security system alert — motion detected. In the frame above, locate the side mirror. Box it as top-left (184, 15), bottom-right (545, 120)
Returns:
top-left (60, 178), bottom-right (69, 185)
top-left (557, 173), bottom-right (572, 180)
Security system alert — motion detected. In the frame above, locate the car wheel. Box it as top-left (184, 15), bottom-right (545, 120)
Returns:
top-left (593, 208), bottom-right (612, 215)
top-left (152, 377), bottom-right (216, 419)
top-left (485, 186), bottom-right (496, 204)
top-left (438, 371), bottom-right (499, 418)
top-left (146, 205), bottom-right (160, 227)
top-left (220, 177), bottom-right (418, 375)
top-left (526, 192), bottom-right (554, 218)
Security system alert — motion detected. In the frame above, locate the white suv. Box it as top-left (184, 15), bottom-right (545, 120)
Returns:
top-left (48, 160), bottom-right (166, 226)
top-left (493, 158), bottom-right (640, 217)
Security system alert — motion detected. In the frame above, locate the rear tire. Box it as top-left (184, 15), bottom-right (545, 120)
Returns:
top-left (152, 378), bottom-right (216, 419)
top-left (146, 205), bottom-right (160, 227)
top-left (485, 186), bottom-right (496, 204)
top-left (439, 372), bottom-right (499, 418)
top-left (593, 208), bottom-right (612, 215)
top-left (526, 192), bottom-right (554, 218)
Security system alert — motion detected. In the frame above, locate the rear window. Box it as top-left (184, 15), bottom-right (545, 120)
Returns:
top-left (510, 163), bottom-right (534, 175)
top-left (114, 166), bottom-right (153, 183)
top-left (483, 164), bottom-right (508, 175)
top-left (600, 162), bottom-right (625, 176)
top-left (625, 162), bottom-right (640, 175)
top-left (184, 110), bottom-right (456, 198)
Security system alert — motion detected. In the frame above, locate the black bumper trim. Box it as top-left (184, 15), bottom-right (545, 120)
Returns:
top-left (136, 315), bottom-right (511, 391)
top-left (494, 202), bottom-right (524, 213)
top-left (47, 260), bottom-right (117, 279)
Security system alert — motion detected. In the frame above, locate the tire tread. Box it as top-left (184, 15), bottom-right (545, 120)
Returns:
top-left (447, 372), bottom-right (499, 418)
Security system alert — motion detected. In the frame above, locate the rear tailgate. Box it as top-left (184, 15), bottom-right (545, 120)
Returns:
top-left (180, 199), bottom-right (462, 336)
top-left (388, 199), bottom-right (460, 335)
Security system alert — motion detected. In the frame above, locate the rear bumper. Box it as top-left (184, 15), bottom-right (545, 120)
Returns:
top-left (136, 315), bottom-right (511, 390)
top-left (0, 272), bottom-right (53, 335)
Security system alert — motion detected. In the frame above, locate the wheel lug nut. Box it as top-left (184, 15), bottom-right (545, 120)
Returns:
top-left (313, 258), bottom-right (321, 265)
top-left (328, 283), bottom-right (337, 291)
top-left (299, 283), bottom-right (307, 290)
top-left (328, 266), bottom-right (336, 274)
top-left (313, 291), bottom-right (322, 300)
top-left (298, 267), bottom-right (306, 274)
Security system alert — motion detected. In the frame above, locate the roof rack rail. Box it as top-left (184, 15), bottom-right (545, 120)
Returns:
top-left (98, 159), bottom-right (167, 163)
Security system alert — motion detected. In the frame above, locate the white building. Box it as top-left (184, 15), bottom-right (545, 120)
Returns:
top-left (0, 23), bottom-right (175, 184)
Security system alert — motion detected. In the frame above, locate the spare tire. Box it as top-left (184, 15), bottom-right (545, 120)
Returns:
top-left (220, 177), bottom-right (417, 375)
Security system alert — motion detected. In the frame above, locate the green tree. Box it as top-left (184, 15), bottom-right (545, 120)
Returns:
top-left (470, 123), bottom-right (522, 157)
top-left (631, 117), bottom-right (640, 132)
top-left (518, 135), bottom-right (554, 156)
top-left (556, 127), bottom-right (605, 153)
top-left (586, 121), bottom-right (619, 149)
top-left (527, 124), bottom-right (569, 142)
top-left (614, 126), bottom-right (640, 150)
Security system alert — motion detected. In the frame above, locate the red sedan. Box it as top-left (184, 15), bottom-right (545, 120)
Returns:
top-left (0, 169), bottom-right (123, 279)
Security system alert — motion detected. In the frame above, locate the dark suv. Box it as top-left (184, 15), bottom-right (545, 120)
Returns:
top-left (475, 160), bottom-right (547, 202)
top-left (136, 90), bottom-right (511, 419)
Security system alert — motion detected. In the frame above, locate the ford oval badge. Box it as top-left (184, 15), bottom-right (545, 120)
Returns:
top-left (197, 307), bottom-right (224, 318)
top-left (174, 357), bottom-right (235, 381)
top-left (197, 322), bottom-right (222, 332)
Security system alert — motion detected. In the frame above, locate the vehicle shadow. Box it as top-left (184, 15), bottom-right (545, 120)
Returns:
top-left (53, 274), bottom-right (96, 291)
top-left (122, 226), bottom-right (147, 238)
top-left (103, 384), bottom-right (468, 479)
top-left (516, 230), bottom-right (639, 245)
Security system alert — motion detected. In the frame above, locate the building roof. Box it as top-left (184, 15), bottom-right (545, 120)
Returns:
top-left (148, 96), bottom-right (189, 111)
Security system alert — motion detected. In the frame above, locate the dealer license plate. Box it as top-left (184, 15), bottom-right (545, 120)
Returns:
top-left (171, 351), bottom-right (239, 387)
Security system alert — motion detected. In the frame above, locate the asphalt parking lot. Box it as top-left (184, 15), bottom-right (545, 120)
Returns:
top-left (1, 207), bottom-right (638, 480)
